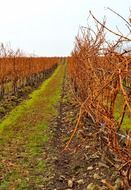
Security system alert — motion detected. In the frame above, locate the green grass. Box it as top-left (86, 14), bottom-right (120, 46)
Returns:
top-left (27, 123), bottom-right (49, 157)
top-left (0, 63), bottom-right (66, 189)
top-left (114, 93), bottom-right (131, 130)
top-left (0, 64), bottom-right (64, 130)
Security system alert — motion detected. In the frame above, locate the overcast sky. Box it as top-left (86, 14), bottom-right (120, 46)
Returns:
top-left (0, 0), bottom-right (130, 56)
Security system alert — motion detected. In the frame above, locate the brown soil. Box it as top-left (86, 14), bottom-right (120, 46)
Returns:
top-left (43, 77), bottom-right (129, 190)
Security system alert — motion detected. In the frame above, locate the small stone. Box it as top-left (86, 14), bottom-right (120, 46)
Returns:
top-left (114, 178), bottom-right (123, 189)
top-left (87, 166), bottom-right (93, 171)
top-left (90, 154), bottom-right (99, 159)
top-left (53, 156), bottom-right (58, 161)
top-left (77, 179), bottom-right (84, 185)
top-left (37, 157), bottom-right (43, 161)
top-left (114, 164), bottom-right (120, 169)
top-left (26, 178), bottom-right (30, 182)
top-left (93, 173), bottom-right (101, 180)
top-left (68, 180), bottom-right (73, 188)
top-left (38, 185), bottom-right (44, 188)
top-left (17, 179), bottom-right (22, 183)
top-left (85, 145), bottom-right (90, 149)
top-left (86, 183), bottom-right (101, 190)
top-left (87, 183), bottom-right (96, 190)
top-left (59, 175), bottom-right (65, 182)
top-left (98, 162), bottom-right (109, 169)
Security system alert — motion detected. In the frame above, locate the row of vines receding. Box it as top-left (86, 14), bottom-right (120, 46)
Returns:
top-left (68, 10), bottom-right (131, 187)
top-left (0, 44), bottom-right (60, 98)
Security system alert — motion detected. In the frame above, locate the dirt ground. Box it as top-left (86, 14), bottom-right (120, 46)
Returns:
top-left (0, 64), bottom-right (130, 190)
top-left (44, 77), bottom-right (131, 190)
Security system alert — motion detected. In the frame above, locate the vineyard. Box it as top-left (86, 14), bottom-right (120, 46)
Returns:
top-left (67, 11), bottom-right (131, 188)
top-left (0, 44), bottom-right (59, 98)
top-left (0, 9), bottom-right (131, 190)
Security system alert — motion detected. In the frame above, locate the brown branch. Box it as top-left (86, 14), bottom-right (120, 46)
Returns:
top-left (119, 70), bottom-right (131, 113)
top-left (89, 11), bottom-right (131, 41)
top-left (107, 7), bottom-right (131, 29)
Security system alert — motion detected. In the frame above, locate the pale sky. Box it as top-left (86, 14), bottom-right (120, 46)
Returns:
top-left (0, 0), bottom-right (130, 56)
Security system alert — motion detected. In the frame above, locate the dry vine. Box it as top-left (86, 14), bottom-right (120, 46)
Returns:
top-left (67, 9), bottom-right (131, 188)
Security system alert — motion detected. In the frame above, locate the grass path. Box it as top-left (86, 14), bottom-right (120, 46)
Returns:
top-left (0, 63), bottom-right (65, 189)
